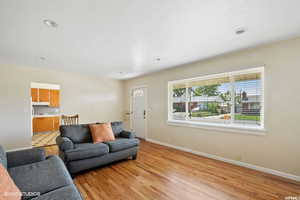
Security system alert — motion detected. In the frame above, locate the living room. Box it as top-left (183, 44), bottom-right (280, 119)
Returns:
top-left (1, 1), bottom-right (300, 200)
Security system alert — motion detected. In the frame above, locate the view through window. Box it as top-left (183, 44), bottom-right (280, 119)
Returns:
top-left (169, 67), bottom-right (264, 129)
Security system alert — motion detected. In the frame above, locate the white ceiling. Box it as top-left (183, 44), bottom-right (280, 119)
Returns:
top-left (1, 0), bottom-right (300, 79)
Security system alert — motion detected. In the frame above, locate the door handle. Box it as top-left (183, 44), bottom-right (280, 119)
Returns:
top-left (143, 110), bottom-right (146, 119)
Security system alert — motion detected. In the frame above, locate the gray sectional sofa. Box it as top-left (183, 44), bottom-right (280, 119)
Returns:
top-left (56, 121), bottom-right (140, 174)
top-left (0, 145), bottom-right (82, 200)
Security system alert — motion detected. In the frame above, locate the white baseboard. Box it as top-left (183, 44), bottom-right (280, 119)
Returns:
top-left (6, 146), bottom-right (32, 152)
top-left (146, 138), bottom-right (300, 182)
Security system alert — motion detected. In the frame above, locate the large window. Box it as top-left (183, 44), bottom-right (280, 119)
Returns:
top-left (168, 67), bottom-right (264, 132)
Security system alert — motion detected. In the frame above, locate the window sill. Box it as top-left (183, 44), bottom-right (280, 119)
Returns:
top-left (167, 120), bottom-right (266, 136)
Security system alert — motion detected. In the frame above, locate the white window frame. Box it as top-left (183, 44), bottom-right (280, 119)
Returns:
top-left (167, 67), bottom-right (265, 135)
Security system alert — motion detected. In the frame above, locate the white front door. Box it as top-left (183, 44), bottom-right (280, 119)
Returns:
top-left (131, 87), bottom-right (147, 139)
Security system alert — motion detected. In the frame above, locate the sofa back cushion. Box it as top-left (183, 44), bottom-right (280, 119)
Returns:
top-left (0, 146), bottom-right (7, 169)
top-left (0, 164), bottom-right (22, 200)
top-left (60, 124), bottom-right (92, 144)
top-left (111, 121), bottom-right (123, 137)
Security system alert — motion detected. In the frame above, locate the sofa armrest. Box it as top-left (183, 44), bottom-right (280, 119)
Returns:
top-left (56, 136), bottom-right (74, 152)
top-left (7, 148), bottom-right (46, 168)
top-left (119, 130), bottom-right (136, 139)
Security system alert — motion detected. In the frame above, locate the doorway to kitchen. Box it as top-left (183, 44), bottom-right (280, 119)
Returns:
top-left (31, 82), bottom-right (61, 147)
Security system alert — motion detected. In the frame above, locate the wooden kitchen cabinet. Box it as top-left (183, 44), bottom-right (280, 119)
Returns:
top-left (31, 88), bottom-right (38, 102)
top-left (31, 88), bottom-right (60, 106)
top-left (32, 118), bottom-right (38, 132)
top-left (33, 116), bottom-right (60, 133)
top-left (53, 117), bottom-right (60, 131)
top-left (50, 90), bottom-right (60, 107)
top-left (39, 89), bottom-right (50, 102)
top-left (33, 117), bottom-right (53, 133)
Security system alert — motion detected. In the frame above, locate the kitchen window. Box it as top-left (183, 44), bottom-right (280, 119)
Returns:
top-left (168, 67), bottom-right (265, 134)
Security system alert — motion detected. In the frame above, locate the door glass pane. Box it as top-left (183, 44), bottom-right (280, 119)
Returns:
top-left (133, 89), bottom-right (144, 97)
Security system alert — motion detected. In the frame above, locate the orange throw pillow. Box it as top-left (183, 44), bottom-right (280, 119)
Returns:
top-left (0, 164), bottom-right (22, 200)
top-left (89, 123), bottom-right (115, 143)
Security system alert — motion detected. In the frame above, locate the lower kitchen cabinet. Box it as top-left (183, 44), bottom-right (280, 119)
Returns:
top-left (33, 116), bottom-right (60, 133)
top-left (53, 117), bottom-right (60, 131)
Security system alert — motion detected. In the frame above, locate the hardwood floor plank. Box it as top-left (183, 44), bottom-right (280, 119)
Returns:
top-left (44, 140), bottom-right (300, 200)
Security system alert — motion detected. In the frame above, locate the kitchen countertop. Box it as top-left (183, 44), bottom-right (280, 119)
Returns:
top-left (33, 114), bottom-right (61, 118)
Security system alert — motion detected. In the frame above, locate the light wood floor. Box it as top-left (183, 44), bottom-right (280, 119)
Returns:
top-left (45, 141), bottom-right (300, 200)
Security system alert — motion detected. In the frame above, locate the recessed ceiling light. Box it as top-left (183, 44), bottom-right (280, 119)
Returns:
top-left (235, 28), bottom-right (247, 35)
top-left (43, 19), bottom-right (58, 28)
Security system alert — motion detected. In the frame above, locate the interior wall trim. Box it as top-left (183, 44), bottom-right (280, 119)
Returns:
top-left (146, 138), bottom-right (300, 182)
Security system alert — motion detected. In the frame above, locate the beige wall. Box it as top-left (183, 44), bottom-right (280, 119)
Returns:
top-left (124, 37), bottom-right (300, 176)
top-left (0, 64), bottom-right (124, 150)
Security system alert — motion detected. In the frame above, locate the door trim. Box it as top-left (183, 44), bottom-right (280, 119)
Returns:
top-left (130, 85), bottom-right (148, 140)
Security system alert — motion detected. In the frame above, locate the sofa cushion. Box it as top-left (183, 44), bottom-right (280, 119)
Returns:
top-left (119, 131), bottom-right (135, 139)
top-left (60, 125), bottom-right (92, 144)
top-left (64, 143), bottom-right (109, 162)
top-left (111, 121), bottom-right (123, 137)
top-left (0, 145), bottom-right (7, 169)
top-left (104, 138), bottom-right (139, 153)
top-left (31, 185), bottom-right (82, 200)
top-left (8, 156), bottom-right (73, 199)
top-left (7, 148), bottom-right (46, 168)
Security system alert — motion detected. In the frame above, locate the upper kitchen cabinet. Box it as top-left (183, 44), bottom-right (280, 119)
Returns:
top-left (50, 90), bottom-right (60, 107)
top-left (39, 89), bottom-right (50, 102)
top-left (31, 88), bottom-right (38, 102)
top-left (31, 82), bottom-right (60, 106)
